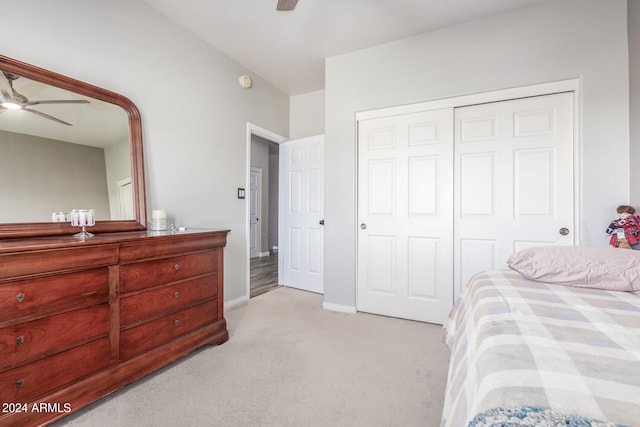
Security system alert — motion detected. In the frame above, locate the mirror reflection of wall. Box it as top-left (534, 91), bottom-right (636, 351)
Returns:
top-left (0, 130), bottom-right (131, 222)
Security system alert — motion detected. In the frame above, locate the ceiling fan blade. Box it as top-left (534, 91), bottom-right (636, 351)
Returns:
top-left (26, 99), bottom-right (90, 106)
top-left (0, 71), bottom-right (14, 101)
top-left (276, 0), bottom-right (298, 11)
top-left (23, 107), bottom-right (73, 126)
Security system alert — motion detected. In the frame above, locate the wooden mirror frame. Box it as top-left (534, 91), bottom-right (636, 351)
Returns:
top-left (0, 55), bottom-right (146, 238)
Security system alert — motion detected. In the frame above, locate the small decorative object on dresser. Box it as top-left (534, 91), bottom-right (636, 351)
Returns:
top-left (0, 228), bottom-right (230, 427)
top-left (70, 209), bottom-right (95, 239)
top-left (150, 209), bottom-right (168, 231)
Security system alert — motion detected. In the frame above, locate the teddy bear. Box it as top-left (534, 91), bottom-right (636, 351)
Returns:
top-left (605, 205), bottom-right (640, 249)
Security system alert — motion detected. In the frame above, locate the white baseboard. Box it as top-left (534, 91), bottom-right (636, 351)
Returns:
top-left (225, 295), bottom-right (249, 311)
top-left (227, 295), bottom-right (355, 314)
top-left (259, 251), bottom-right (270, 257)
top-left (322, 301), bottom-right (357, 314)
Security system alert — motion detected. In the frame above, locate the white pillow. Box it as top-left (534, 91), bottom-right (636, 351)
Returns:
top-left (507, 246), bottom-right (640, 292)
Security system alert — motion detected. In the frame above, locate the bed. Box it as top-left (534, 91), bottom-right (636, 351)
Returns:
top-left (441, 246), bottom-right (640, 427)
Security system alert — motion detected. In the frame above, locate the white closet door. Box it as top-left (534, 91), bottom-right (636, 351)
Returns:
top-left (357, 109), bottom-right (454, 324)
top-left (454, 92), bottom-right (575, 296)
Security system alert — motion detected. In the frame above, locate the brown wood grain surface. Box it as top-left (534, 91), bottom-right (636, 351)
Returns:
top-left (0, 229), bottom-right (229, 427)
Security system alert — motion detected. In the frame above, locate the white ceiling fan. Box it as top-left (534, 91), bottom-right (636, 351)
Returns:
top-left (0, 70), bottom-right (89, 126)
top-left (276, 0), bottom-right (298, 11)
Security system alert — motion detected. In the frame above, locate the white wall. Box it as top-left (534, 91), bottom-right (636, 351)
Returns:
top-left (0, 131), bottom-right (110, 222)
top-left (4, 0), bottom-right (289, 302)
top-left (290, 90), bottom-right (325, 139)
top-left (630, 0), bottom-right (640, 205)
top-left (325, 0), bottom-right (630, 307)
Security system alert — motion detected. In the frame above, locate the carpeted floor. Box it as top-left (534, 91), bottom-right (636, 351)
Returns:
top-left (54, 287), bottom-right (451, 427)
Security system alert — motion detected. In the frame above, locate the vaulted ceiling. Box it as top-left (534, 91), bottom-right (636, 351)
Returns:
top-left (144, 0), bottom-right (552, 96)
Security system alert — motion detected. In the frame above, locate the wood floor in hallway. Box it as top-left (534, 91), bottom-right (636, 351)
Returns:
top-left (250, 252), bottom-right (280, 298)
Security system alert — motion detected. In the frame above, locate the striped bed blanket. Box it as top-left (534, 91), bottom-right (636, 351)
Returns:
top-left (441, 269), bottom-right (640, 427)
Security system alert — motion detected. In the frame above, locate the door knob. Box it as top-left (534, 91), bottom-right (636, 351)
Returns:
top-left (319, 219), bottom-right (325, 225)
top-left (559, 227), bottom-right (569, 236)
top-left (360, 223), bottom-right (367, 230)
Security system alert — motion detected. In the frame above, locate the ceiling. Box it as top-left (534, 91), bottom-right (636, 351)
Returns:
top-left (0, 75), bottom-right (128, 148)
top-left (144, 0), bottom-right (551, 96)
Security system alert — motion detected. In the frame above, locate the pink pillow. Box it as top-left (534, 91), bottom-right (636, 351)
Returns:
top-left (507, 246), bottom-right (640, 292)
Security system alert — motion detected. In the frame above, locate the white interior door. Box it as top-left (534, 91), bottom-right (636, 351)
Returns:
top-left (249, 167), bottom-right (262, 259)
top-left (357, 109), bottom-right (454, 324)
top-left (279, 135), bottom-right (324, 294)
top-left (454, 92), bottom-right (575, 296)
top-left (117, 177), bottom-right (133, 220)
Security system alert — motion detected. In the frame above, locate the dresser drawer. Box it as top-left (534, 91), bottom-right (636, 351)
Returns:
top-left (118, 233), bottom-right (225, 262)
top-left (0, 245), bottom-right (118, 280)
top-left (120, 300), bottom-right (218, 360)
top-left (120, 275), bottom-right (217, 326)
top-left (120, 251), bottom-right (217, 293)
top-left (0, 268), bottom-right (109, 325)
top-left (0, 338), bottom-right (110, 404)
top-left (0, 304), bottom-right (109, 370)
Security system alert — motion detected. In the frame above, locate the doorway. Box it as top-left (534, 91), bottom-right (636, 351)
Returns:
top-left (117, 177), bottom-right (134, 220)
top-left (246, 124), bottom-right (287, 299)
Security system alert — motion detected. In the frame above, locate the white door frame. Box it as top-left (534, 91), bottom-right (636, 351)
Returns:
top-left (355, 78), bottom-right (581, 305)
top-left (245, 123), bottom-right (288, 301)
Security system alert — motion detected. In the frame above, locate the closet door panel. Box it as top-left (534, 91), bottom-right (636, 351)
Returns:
top-left (357, 108), bottom-right (454, 324)
top-left (454, 92), bottom-right (575, 296)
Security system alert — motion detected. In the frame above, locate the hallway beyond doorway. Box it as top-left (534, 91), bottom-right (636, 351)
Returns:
top-left (250, 252), bottom-right (280, 298)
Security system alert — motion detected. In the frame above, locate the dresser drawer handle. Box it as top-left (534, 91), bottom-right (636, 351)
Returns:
top-left (16, 336), bottom-right (25, 345)
top-left (174, 291), bottom-right (181, 298)
top-left (16, 293), bottom-right (25, 303)
top-left (174, 319), bottom-right (181, 327)
top-left (174, 263), bottom-right (181, 271)
top-left (16, 379), bottom-right (25, 389)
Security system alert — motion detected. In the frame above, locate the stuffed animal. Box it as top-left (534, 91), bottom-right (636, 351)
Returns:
top-left (605, 205), bottom-right (640, 249)
top-left (617, 238), bottom-right (633, 249)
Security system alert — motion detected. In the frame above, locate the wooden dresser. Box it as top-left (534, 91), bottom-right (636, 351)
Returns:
top-left (0, 229), bottom-right (229, 426)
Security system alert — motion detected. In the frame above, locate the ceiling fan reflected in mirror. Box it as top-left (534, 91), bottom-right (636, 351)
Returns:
top-left (0, 70), bottom-right (89, 126)
top-left (276, 0), bottom-right (298, 11)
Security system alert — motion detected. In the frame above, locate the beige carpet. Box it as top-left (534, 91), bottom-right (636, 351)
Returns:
top-left (54, 287), bottom-right (451, 427)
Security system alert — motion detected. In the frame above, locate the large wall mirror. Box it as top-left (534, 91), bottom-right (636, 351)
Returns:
top-left (0, 55), bottom-right (146, 238)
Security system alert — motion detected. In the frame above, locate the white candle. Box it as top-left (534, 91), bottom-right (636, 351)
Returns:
top-left (151, 210), bottom-right (167, 231)
top-left (71, 209), bottom-right (95, 227)
top-left (52, 212), bottom-right (69, 222)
